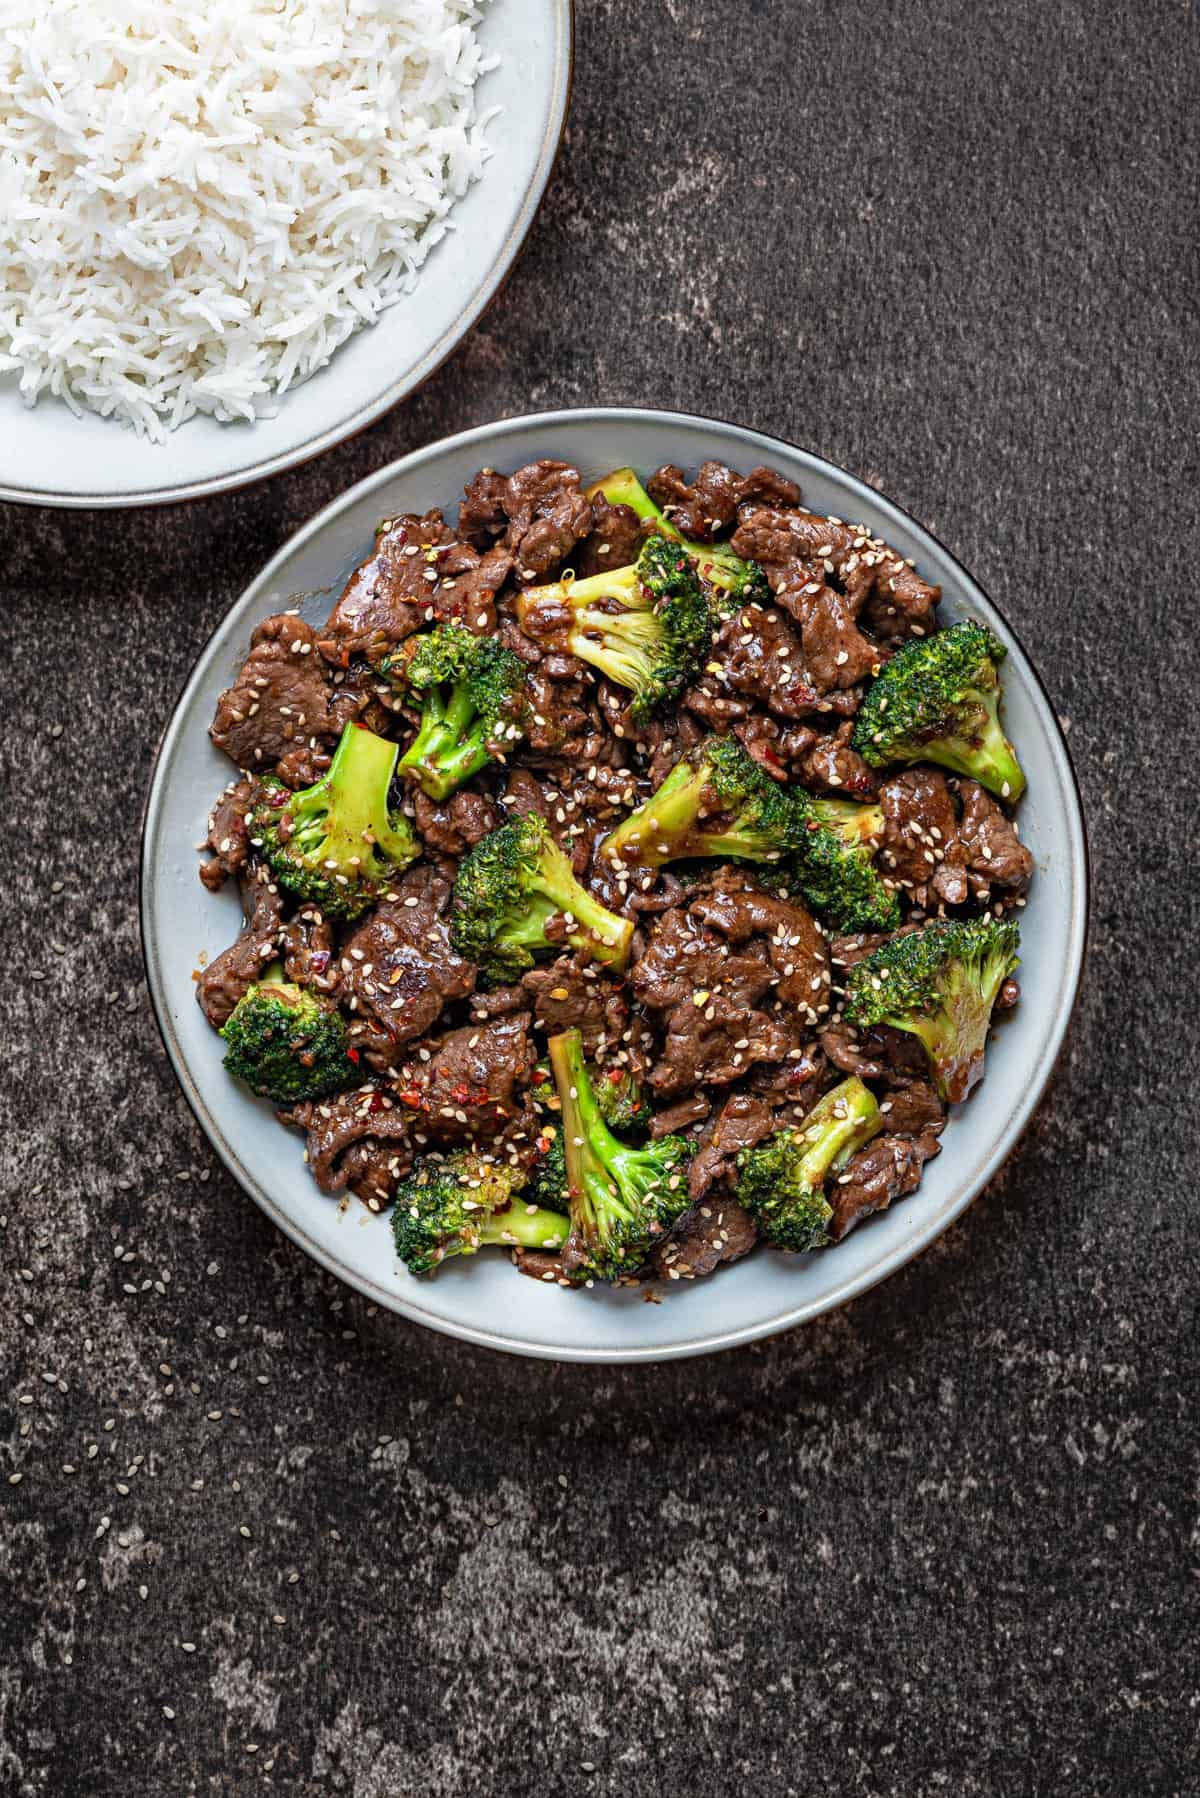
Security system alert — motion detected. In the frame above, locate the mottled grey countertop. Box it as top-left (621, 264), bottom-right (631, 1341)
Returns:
top-left (3, 2), bottom-right (1198, 1793)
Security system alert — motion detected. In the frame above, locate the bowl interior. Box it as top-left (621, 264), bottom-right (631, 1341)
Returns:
top-left (141, 409), bottom-right (1087, 1361)
top-left (0, 0), bottom-right (571, 507)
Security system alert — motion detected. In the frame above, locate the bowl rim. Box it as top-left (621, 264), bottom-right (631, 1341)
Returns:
top-left (140, 404), bottom-right (1091, 1361)
top-left (0, 1), bottom-right (574, 512)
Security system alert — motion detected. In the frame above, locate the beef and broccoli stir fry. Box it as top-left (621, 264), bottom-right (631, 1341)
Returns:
top-left (197, 456), bottom-right (1032, 1290)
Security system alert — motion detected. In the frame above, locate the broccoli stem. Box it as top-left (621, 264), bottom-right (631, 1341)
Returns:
top-left (531, 837), bottom-right (633, 968)
top-left (602, 758), bottom-right (708, 867)
top-left (291, 722), bottom-right (402, 858)
top-left (547, 1029), bottom-right (626, 1223)
top-left (793, 1078), bottom-right (882, 1187)
top-left (479, 1206), bottom-right (569, 1251)
top-left (399, 686), bottom-right (490, 801)
top-left (924, 692), bottom-right (1026, 801)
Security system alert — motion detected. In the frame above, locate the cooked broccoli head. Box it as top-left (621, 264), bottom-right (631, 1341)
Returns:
top-left (601, 736), bottom-right (806, 869)
top-left (791, 796), bottom-right (901, 933)
top-left (219, 965), bottom-right (356, 1103)
top-left (547, 1028), bottom-right (691, 1280)
top-left (382, 624), bottom-right (528, 801)
top-left (595, 1066), bottom-right (647, 1135)
top-left (514, 532), bottom-right (711, 723)
top-left (450, 813), bottom-right (633, 984)
top-left (528, 1124), bottom-right (568, 1211)
top-left (586, 466), bottom-right (770, 606)
top-left (251, 722), bottom-right (419, 922)
top-left (844, 916), bottom-right (1020, 1102)
top-left (736, 1076), bottom-right (883, 1251)
top-left (392, 1151), bottom-right (569, 1275)
top-left (852, 619), bottom-right (1026, 801)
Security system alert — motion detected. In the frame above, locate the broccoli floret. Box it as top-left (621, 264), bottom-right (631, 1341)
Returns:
top-left (791, 797), bottom-right (901, 933)
top-left (528, 1124), bottom-right (568, 1211)
top-left (515, 532), bottom-right (711, 722)
top-left (736, 1076), bottom-right (883, 1251)
top-left (251, 723), bottom-right (419, 922)
top-left (587, 466), bottom-right (770, 606)
top-left (547, 1028), bottom-right (691, 1281)
top-left (844, 916), bottom-right (1020, 1102)
top-left (219, 964), bottom-right (356, 1103)
top-left (392, 1151), bottom-right (569, 1275)
top-left (852, 620), bottom-right (1026, 801)
top-left (595, 1066), bottom-right (647, 1135)
top-left (601, 736), bottom-right (806, 869)
top-left (382, 624), bottom-right (528, 801)
top-left (450, 813), bottom-right (633, 985)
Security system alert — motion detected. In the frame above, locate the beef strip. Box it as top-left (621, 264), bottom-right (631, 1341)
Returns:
top-left (572, 495), bottom-right (647, 577)
top-left (687, 871), bottom-right (831, 1013)
top-left (646, 462), bottom-right (803, 541)
top-left (880, 1081), bottom-right (946, 1137)
top-left (686, 1091), bottom-right (777, 1203)
top-left (797, 723), bottom-right (877, 798)
top-left (411, 788), bottom-right (500, 858)
top-left (199, 779), bottom-right (259, 892)
top-left (819, 1020), bottom-right (932, 1086)
top-left (630, 882), bottom-right (814, 1097)
top-left (196, 872), bottom-right (283, 1028)
top-left (339, 867), bottom-right (476, 1070)
top-left (429, 540), bottom-right (515, 638)
top-left (650, 1093), bottom-right (712, 1138)
top-left (879, 768), bottom-right (972, 907)
top-left (520, 955), bottom-right (629, 1059)
top-left (211, 614), bottom-right (355, 774)
top-left (286, 1088), bottom-right (415, 1194)
top-left (457, 469), bottom-right (509, 546)
top-left (502, 460), bottom-right (593, 579)
top-left (829, 1130), bottom-right (942, 1242)
top-left (392, 1013), bottom-right (536, 1145)
top-left (731, 505), bottom-right (940, 636)
top-left (956, 779), bottom-right (1034, 893)
top-left (317, 512), bottom-right (456, 663)
top-left (653, 1195), bottom-right (758, 1279)
top-left (278, 906), bottom-right (339, 996)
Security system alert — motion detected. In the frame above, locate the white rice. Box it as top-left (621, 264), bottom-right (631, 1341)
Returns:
top-left (0, 0), bottom-right (498, 440)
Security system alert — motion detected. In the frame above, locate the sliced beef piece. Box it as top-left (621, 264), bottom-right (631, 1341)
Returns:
top-left (650, 1093), bottom-right (712, 1138)
top-left (431, 540), bottom-right (514, 638)
top-left (829, 1130), bottom-right (941, 1242)
top-left (339, 1137), bottom-right (414, 1210)
top-left (630, 900), bottom-right (806, 1098)
top-left (653, 1196), bottom-right (758, 1279)
top-left (286, 1088), bottom-right (414, 1194)
top-left (502, 460), bottom-right (593, 579)
top-left (744, 1042), bottom-right (828, 1113)
top-left (211, 614), bottom-right (352, 774)
top-left (879, 768), bottom-right (972, 907)
top-left (797, 724), bottom-right (877, 798)
top-left (195, 872), bottom-right (283, 1029)
top-left (646, 462), bottom-right (803, 542)
top-left (523, 668), bottom-right (600, 759)
top-left (688, 871), bottom-right (831, 1015)
top-left (467, 984), bottom-right (529, 1021)
top-left (339, 867), bottom-right (476, 1071)
top-left (318, 512), bottom-right (455, 663)
top-left (731, 506), bottom-right (939, 634)
top-left (520, 955), bottom-right (629, 1058)
top-left (686, 1091), bottom-right (776, 1202)
top-left (572, 495), bottom-right (647, 578)
top-left (457, 469), bottom-right (509, 546)
top-left (956, 779), bottom-right (1034, 893)
top-left (411, 788), bottom-right (500, 859)
top-left (629, 707), bottom-right (705, 785)
top-left (627, 871), bottom-right (688, 917)
top-left (880, 1081), bottom-right (946, 1138)
top-left (279, 907), bottom-right (339, 996)
top-left (819, 1021), bottom-right (931, 1086)
top-left (393, 1013), bottom-right (536, 1144)
top-left (705, 601), bottom-right (816, 720)
top-left (731, 716), bottom-right (816, 779)
top-left (199, 779), bottom-right (259, 892)
top-left (771, 566), bottom-right (882, 691)
top-left (495, 613), bottom-right (545, 667)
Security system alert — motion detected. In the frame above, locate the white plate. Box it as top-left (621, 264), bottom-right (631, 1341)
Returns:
top-left (0, 2), bottom-right (572, 509)
top-left (141, 408), bottom-right (1089, 1361)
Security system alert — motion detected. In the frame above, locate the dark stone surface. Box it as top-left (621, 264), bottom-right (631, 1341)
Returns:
top-left (2, 1), bottom-right (1197, 1792)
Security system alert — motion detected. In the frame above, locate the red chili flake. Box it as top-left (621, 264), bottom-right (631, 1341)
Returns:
top-left (346, 1047), bottom-right (360, 1064)
top-left (269, 789), bottom-right (289, 808)
top-left (397, 1088), bottom-right (424, 1110)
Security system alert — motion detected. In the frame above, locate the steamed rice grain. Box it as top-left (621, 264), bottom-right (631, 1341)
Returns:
top-left (0, 0), bottom-right (498, 439)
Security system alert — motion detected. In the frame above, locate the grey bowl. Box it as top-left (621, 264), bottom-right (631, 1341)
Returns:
top-left (141, 408), bottom-right (1089, 1361)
